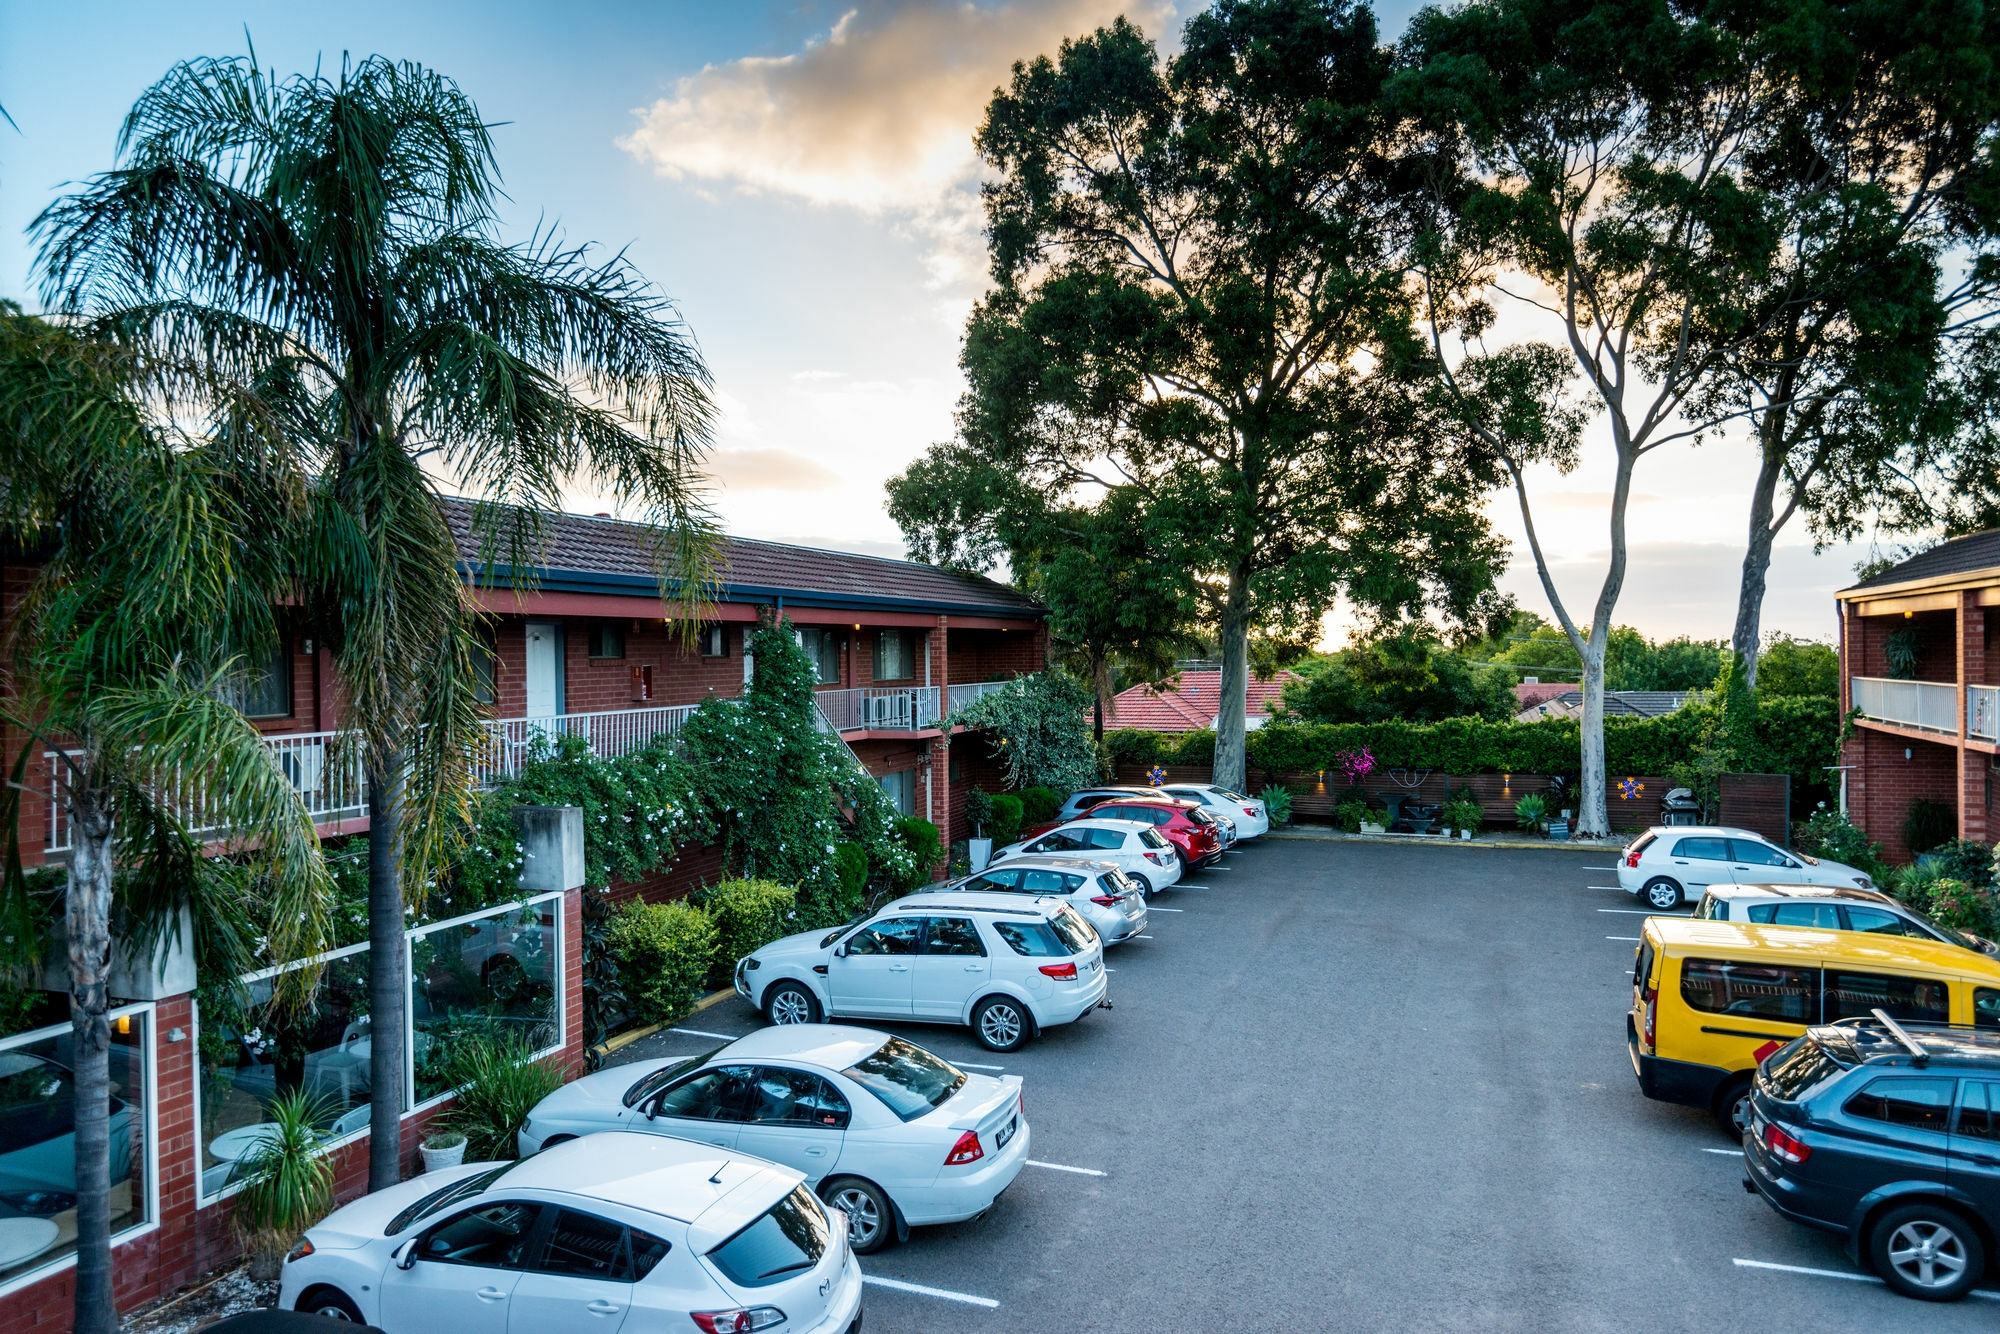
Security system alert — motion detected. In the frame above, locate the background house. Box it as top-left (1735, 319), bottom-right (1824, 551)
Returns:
top-left (1109, 669), bottom-right (1301, 733)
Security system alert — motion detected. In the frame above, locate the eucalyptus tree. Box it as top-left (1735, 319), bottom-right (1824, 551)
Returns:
top-left (0, 303), bottom-right (331, 1334)
top-left (35, 52), bottom-right (718, 1187)
top-left (891, 0), bottom-right (1507, 795)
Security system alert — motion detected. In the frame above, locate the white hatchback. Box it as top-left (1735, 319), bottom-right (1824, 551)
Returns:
top-left (1616, 825), bottom-right (1875, 909)
top-left (991, 819), bottom-right (1185, 894)
top-left (277, 1131), bottom-right (863, 1333)
top-left (1692, 884), bottom-right (1998, 956)
top-left (737, 894), bottom-right (1108, 1052)
top-left (517, 1025), bottom-right (1028, 1254)
top-left (1156, 783), bottom-right (1270, 839)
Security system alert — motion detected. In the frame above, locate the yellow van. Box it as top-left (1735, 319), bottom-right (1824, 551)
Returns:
top-left (1627, 917), bottom-right (2000, 1135)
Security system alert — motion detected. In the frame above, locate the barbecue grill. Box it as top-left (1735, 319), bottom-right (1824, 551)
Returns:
top-left (1660, 787), bottom-right (1702, 826)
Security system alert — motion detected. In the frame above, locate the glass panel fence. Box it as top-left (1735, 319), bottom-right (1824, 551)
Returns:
top-left (410, 897), bottom-right (561, 1104)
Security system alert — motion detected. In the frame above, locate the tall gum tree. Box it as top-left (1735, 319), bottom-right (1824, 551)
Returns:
top-left (897, 0), bottom-right (1508, 793)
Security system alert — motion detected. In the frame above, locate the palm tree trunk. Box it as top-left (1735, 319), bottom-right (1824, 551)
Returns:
top-left (365, 747), bottom-right (408, 1190)
top-left (67, 795), bottom-right (118, 1334)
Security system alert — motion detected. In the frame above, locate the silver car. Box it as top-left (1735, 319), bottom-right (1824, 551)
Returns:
top-left (947, 857), bottom-right (1148, 945)
top-left (1693, 883), bottom-right (1997, 956)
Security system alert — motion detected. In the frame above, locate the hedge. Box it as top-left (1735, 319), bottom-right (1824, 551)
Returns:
top-left (696, 878), bottom-right (799, 971)
top-left (1105, 696), bottom-right (1841, 797)
top-left (606, 900), bottom-right (719, 1026)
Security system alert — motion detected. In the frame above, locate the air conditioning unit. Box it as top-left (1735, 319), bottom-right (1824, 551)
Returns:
top-left (866, 693), bottom-right (906, 728)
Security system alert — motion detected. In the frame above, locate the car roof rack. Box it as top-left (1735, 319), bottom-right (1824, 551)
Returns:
top-left (1870, 1008), bottom-right (1929, 1066)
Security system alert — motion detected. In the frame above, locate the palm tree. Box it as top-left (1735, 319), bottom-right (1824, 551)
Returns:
top-left (0, 304), bottom-right (332, 1334)
top-left (34, 51), bottom-right (719, 1188)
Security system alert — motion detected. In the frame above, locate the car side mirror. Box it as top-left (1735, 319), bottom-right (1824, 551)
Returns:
top-left (833, 943), bottom-right (848, 959)
top-left (392, 1237), bottom-right (419, 1271)
top-left (1784, 859), bottom-right (1800, 870)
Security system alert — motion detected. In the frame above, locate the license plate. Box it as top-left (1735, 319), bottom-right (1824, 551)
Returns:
top-left (996, 1117), bottom-right (1017, 1149)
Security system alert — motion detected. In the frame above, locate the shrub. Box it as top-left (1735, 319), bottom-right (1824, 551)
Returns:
top-left (1333, 794), bottom-right (1369, 833)
top-left (698, 879), bottom-right (799, 969)
top-left (946, 672), bottom-right (1100, 792)
top-left (579, 890), bottom-right (629, 1053)
top-left (1445, 794), bottom-right (1484, 835)
top-left (1258, 785), bottom-right (1293, 826)
top-left (1925, 878), bottom-right (2000, 938)
top-left (1515, 794), bottom-right (1547, 832)
top-left (231, 1089), bottom-right (337, 1280)
top-left (441, 1032), bottom-right (568, 1162)
top-left (831, 844), bottom-right (868, 905)
top-left (1795, 806), bottom-right (1888, 883)
top-left (1891, 859), bottom-right (1948, 915)
top-left (894, 817), bottom-right (942, 889)
top-left (1904, 798), bottom-right (1955, 858)
top-left (963, 789), bottom-right (995, 837)
top-left (988, 794), bottom-right (1024, 845)
top-left (1019, 787), bottom-right (1063, 824)
top-left (607, 900), bottom-right (718, 1026)
top-left (1926, 838), bottom-right (1995, 890)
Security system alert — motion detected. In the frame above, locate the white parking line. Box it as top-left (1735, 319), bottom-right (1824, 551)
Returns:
top-left (1148, 906), bottom-right (1185, 912)
top-left (956, 1061), bottom-right (1005, 1070)
top-left (1587, 884), bottom-right (1624, 891)
top-left (1731, 1256), bottom-right (2000, 1299)
top-left (1028, 1159), bottom-right (1107, 1176)
top-left (1598, 908), bottom-right (1689, 915)
top-left (1606, 936), bottom-right (1640, 942)
top-left (1700, 1148), bottom-right (1740, 1156)
top-left (668, 1027), bottom-right (738, 1040)
top-left (1583, 865), bottom-right (1619, 870)
top-left (1177, 884), bottom-right (1211, 890)
top-left (1209, 867), bottom-right (1235, 872)
top-left (863, 1275), bottom-right (1001, 1308)
top-left (1136, 934), bottom-right (1154, 939)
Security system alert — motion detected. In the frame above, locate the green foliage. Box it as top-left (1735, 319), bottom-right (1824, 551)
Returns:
top-left (963, 790), bottom-right (995, 837)
top-left (987, 795), bottom-right (1024, 846)
top-left (1018, 787), bottom-right (1063, 824)
top-left (579, 890), bottom-right (628, 1054)
top-left (1258, 785), bottom-right (1294, 827)
top-left (484, 734), bottom-right (701, 893)
top-left (1755, 636), bottom-right (1838, 700)
top-left (1472, 616), bottom-right (1725, 693)
top-left (696, 879), bottom-right (799, 971)
top-left (1926, 840), bottom-right (1996, 890)
top-left (1904, 798), bottom-right (1956, 858)
top-left (1922, 880), bottom-right (2000, 939)
top-left (1334, 795), bottom-right (1370, 833)
top-left (1278, 629), bottom-right (1516, 724)
top-left (832, 844), bottom-right (869, 911)
top-left (1795, 806), bottom-right (1889, 883)
top-left (1514, 794), bottom-right (1547, 832)
top-left (1444, 794), bottom-right (1484, 834)
top-left (1883, 627), bottom-right (1924, 680)
top-left (439, 1032), bottom-right (568, 1162)
top-left (231, 1088), bottom-right (336, 1268)
top-left (894, 818), bottom-right (942, 890)
top-left (947, 673), bottom-right (1100, 794)
top-left (606, 900), bottom-right (718, 1027)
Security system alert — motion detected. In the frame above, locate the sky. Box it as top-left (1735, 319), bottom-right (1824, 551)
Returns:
top-left (0, 0), bottom-right (1870, 647)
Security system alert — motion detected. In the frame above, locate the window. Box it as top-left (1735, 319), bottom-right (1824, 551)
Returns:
top-left (1083, 828), bottom-right (1128, 851)
top-left (744, 1068), bottom-right (850, 1129)
top-left (1032, 831), bottom-right (1087, 853)
top-left (419, 1202), bottom-right (541, 1268)
top-left (878, 769), bottom-right (916, 816)
top-left (1051, 906), bottom-right (1097, 951)
top-left (473, 632), bottom-right (498, 706)
top-left (1978, 988), bottom-right (2000, 1030)
top-left (1842, 1077), bottom-right (1955, 1132)
top-left (1823, 970), bottom-right (1950, 1024)
top-left (1139, 829), bottom-right (1172, 850)
top-left (993, 919), bottom-right (1068, 957)
top-left (1748, 902), bottom-right (1841, 930)
top-left (873, 629), bottom-right (919, 682)
top-left (923, 917), bottom-right (985, 957)
top-left (537, 1209), bottom-right (632, 1280)
top-left (961, 870), bottom-right (1022, 893)
top-left (797, 628), bottom-right (841, 684)
top-left (220, 635), bottom-right (290, 718)
top-left (1021, 869), bottom-right (1084, 895)
top-left (706, 1185), bottom-right (831, 1288)
top-left (410, 898), bottom-right (561, 1102)
top-left (697, 623), bottom-right (727, 658)
top-left (1673, 837), bottom-right (1731, 861)
top-left (0, 1009), bottom-right (151, 1286)
top-left (655, 1067), bottom-right (758, 1121)
top-left (1959, 1082), bottom-right (2000, 1141)
top-left (1759, 1040), bottom-right (1843, 1103)
top-left (1843, 906), bottom-right (1926, 938)
top-left (388, 1163), bottom-right (521, 1235)
top-left (624, 1048), bottom-right (723, 1108)
top-left (1728, 839), bottom-right (1789, 867)
top-left (840, 1036), bottom-right (966, 1121)
top-left (1679, 959), bottom-right (1818, 1024)
top-left (845, 918), bottom-right (922, 956)
top-left (588, 622), bottom-right (625, 659)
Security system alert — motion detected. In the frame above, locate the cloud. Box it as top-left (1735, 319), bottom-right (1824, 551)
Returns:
top-left (619, 0), bottom-right (1174, 287)
top-left (702, 447), bottom-right (843, 492)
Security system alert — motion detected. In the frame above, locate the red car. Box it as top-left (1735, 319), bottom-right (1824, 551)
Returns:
top-left (1082, 797), bottom-right (1222, 870)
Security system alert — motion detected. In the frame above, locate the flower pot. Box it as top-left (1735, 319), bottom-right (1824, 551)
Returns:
top-left (1547, 819), bottom-right (1570, 841)
top-left (1359, 822), bottom-right (1386, 836)
top-left (1459, 829), bottom-right (1472, 841)
top-left (969, 837), bottom-right (994, 873)
top-left (421, 1137), bottom-right (467, 1172)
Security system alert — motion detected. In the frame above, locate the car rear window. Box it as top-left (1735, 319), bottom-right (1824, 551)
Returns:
top-left (386, 1162), bottom-right (522, 1235)
top-left (1627, 832), bottom-right (1657, 858)
top-left (1633, 939), bottom-right (1654, 991)
top-left (705, 1184), bottom-right (831, 1287)
top-left (1105, 869), bottom-right (1141, 895)
top-left (1140, 829), bottom-right (1171, 849)
top-left (1679, 958), bottom-right (1817, 1024)
top-left (842, 1035), bottom-right (965, 1121)
top-left (994, 919), bottom-right (1067, 956)
top-left (1051, 906), bottom-right (1096, 951)
top-left (1185, 808), bottom-right (1217, 825)
top-left (1758, 1039), bottom-right (1844, 1102)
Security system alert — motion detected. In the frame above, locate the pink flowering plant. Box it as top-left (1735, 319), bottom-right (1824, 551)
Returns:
top-left (1329, 747), bottom-right (1376, 785)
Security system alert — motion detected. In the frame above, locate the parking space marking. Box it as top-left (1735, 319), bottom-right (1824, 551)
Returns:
top-left (1028, 1159), bottom-right (1107, 1176)
top-left (1148, 906), bottom-right (1186, 912)
top-left (1606, 935), bottom-right (1640, 942)
top-left (668, 1027), bottom-right (738, 1040)
top-left (1700, 1148), bottom-right (1740, 1156)
top-left (1137, 934), bottom-right (1154, 939)
top-left (1598, 908), bottom-right (1689, 915)
top-left (1732, 1256), bottom-right (2000, 1299)
top-left (1587, 884), bottom-right (1624, 890)
top-left (956, 1061), bottom-right (1005, 1070)
top-left (863, 1275), bottom-right (1001, 1308)
top-left (1177, 884), bottom-right (1211, 889)
top-left (1209, 867), bottom-right (1235, 872)
top-left (1583, 865), bottom-right (1619, 870)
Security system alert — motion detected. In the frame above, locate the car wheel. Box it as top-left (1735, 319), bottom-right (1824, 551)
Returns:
top-left (1711, 1075), bottom-right (1753, 1139)
top-left (972, 996), bottom-right (1030, 1052)
top-left (297, 1287), bottom-right (364, 1322)
top-left (822, 1176), bottom-right (894, 1255)
top-left (764, 981), bottom-right (821, 1027)
top-left (1642, 877), bottom-right (1683, 910)
top-left (1868, 1202), bottom-right (1984, 1301)
top-left (1132, 873), bottom-right (1154, 897)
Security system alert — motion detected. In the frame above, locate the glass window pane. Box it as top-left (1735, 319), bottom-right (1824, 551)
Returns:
top-left (745, 1068), bottom-right (849, 1128)
top-left (1843, 1077), bottom-right (1954, 1131)
top-left (1844, 907), bottom-right (1922, 937)
top-left (846, 919), bottom-right (921, 956)
top-left (538, 1209), bottom-right (628, 1280)
top-left (922, 918), bottom-right (984, 957)
top-left (1728, 840), bottom-right (1789, 866)
top-left (1823, 970), bottom-right (1950, 1024)
top-left (0, 1012), bottom-right (149, 1286)
top-left (420, 1201), bottom-right (540, 1268)
top-left (411, 900), bottom-right (560, 1103)
top-left (655, 1068), bottom-right (757, 1122)
top-left (705, 1185), bottom-right (830, 1288)
top-left (961, 870), bottom-right (1020, 893)
top-left (1769, 903), bottom-right (1841, 930)
top-left (1958, 1082), bottom-right (1998, 1141)
top-left (220, 637), bottom-right (290, 718)
top-left (1977, 988), bottom-right (2000, 1031)
top-left (1678, 958), bottom-right (1818, 1023)
top-left (629, 1227), bottom-right (671, 1280)
top-left (840, 1037), bottom-right (965, 1122)
top-left (1020, 869), bottom-right (1070, 895)
top-left (1674, 837), bottom-right (1730, 861)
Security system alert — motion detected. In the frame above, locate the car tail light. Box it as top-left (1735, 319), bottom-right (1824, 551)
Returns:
top-left (1625, 848), bottom-right (1642, 869)
top-left (945, 1130), bottom-right (984, 1165)
top-left (1147, 851), bottom-right (1168, 865)
top-left (1039, 961), bottom-right (1078, 979)
top-left (1642, 985), bottom-right (1657, 1048)
top-left (692, 1309), bottom-right (788, 1333)
top-left (1763, 1123), bottom-right (1811, 1165)
top-left (1090, 893), bottom-right (1123, 906)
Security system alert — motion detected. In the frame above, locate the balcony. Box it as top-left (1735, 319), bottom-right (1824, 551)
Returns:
top-left (1971, 685), bottom-right (2000, 743)
top-left (473, 704), bottom-right (701, 786)
top-left (946, 680), bottom-right (1020, 711)
top-left (1851, 676), bottom-right (1961, 735)
top-left (814, 686), bottom-right (942, 734)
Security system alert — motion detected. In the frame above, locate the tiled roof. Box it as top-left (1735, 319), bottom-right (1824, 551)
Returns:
top-left (1847, 529), bottom-right (2000, 591)
top-left (440, 496), bottom-right (1042, 617)
top-left (1110, 670), bottom-right (1301, 733)
top-left (1513, 681), bottom-right (1572, 709)
top-left (1520, 690), bottom-right (1700, 720)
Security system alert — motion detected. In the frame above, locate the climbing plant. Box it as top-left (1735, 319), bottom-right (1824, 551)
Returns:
top-left (944, 672), bottom-right (1099, 794)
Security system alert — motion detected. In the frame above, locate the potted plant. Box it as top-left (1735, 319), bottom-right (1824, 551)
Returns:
top-left (231, 1089), bottom-right (335, 1281)
top-left (965, 790), bottom-right (995, 872)
top-left (421, 1128), bottom-right (468, 1172)
top-left (1446, 795), bottom-right (1483, 840)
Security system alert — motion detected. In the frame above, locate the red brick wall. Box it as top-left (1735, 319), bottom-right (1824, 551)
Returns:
top-left (946, 627), bottom-right (1046, 684)
top-left (1845, 728), bottom-right (1960, 863)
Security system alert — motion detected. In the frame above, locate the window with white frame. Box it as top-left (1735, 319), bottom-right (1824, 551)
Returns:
top-left (0, 1004), bottom-right (153, 1289)
top-left (410, 897), bottom-right (562, 1104)
top-left (878, 768), bottom-right (917, 815)
top-left (797, 628), bottom-right (841, 685)
top-left (219, 635), bottom-right (290, 718)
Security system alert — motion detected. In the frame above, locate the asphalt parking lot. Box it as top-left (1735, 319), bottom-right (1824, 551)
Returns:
top-left (612, 836), bottom-right (1997, 1331)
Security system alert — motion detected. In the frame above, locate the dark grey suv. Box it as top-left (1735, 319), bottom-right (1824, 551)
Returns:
top-left (1743, 1013), bottom-right (2000, 1301)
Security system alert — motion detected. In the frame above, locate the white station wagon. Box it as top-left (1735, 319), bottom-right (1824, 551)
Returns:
top-left (737, 894), bottom-right (1109, 1051)
top-left (991, 818), bottom-right (1185, 894)
top-left (1692, 883), bottom-right (1998, 956)
top-left (943, 856), bottom-right (1148, 945)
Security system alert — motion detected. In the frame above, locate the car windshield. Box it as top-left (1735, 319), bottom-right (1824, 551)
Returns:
top-left (841, 1035), bottom-right (966, 1121)
top-left (386, 1162), bottom-right (522, 1235)
top-left (705, 1184), bottom-right (830, 1286)
top-left (624, 1047), bottom-right (724, 1108)
top-left (818, 911), bottom-right (871, 950)
top-left (1894, 898), bottom-right (1982, 950)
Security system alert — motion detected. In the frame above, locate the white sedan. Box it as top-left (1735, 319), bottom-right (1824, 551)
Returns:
top-left (991, 818), bottom-right (1185, 894)
top-left (277, 1130), bottom-right (863, 1332)
top-left (517, 1025), bottom-right (1028, 1255)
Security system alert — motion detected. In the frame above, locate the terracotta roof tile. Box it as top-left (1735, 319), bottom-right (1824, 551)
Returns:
top-left (1109, 670), bottom-right (1300, 732)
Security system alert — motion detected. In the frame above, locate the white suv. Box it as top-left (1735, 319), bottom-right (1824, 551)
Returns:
top-left (1692, 884), bottom-right (1997, 955)
top-left (737, 894), bottom-right (1108, 1051)
top-left (943, 856), bottom-right (1147, 945)
top-left (1616, 825), bottom-right (1875, 909)
top-left (991, 819), bottom-right (1185, 893)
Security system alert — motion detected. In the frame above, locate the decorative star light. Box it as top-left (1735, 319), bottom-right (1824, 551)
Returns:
top-left (1618, 777), bottom-right (1644, 801)
top-left (1147, 765), bottom-right (1167, 786)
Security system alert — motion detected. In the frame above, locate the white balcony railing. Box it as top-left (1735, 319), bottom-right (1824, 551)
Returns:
top-left (946, 680), bottom-right (1020, 712)
top-left (1970, 685), bottom-right (2000, 743)
top-left (815, 686), bottom-right (941, 734)
top-left (474, 704), bottom-right (701, 787)
top-left (1851, 676), bottom-right (1960, 734)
